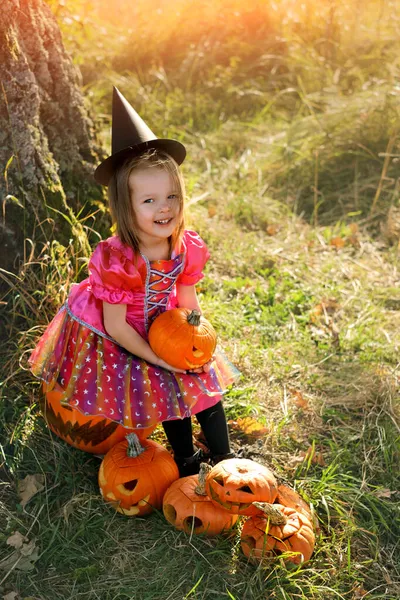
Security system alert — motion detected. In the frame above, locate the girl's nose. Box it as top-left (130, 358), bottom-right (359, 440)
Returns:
top-left (160, 198), bottom-right (172, 212)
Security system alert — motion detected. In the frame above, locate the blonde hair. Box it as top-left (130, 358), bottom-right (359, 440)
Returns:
top-left (107, 150), bottom-right (185, 257)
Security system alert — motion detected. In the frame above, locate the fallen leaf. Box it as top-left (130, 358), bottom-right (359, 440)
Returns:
top-left (310, 298), bottom-right (339, 322)
top-left (348, 234), bottom-right (360, 248)
top-left (299, 446), bottom-right (326, 466)
top-left (353, 584), bottom-right (368, 599)
top-left (266, 224), bottom-right (279, 236)
top-left (330, 236), bottom-right (345, 249)
top-left (373, 488), bottom-right (393, 499)
top-left (289, 390), bottom-right (309, 409)
top-left (349, 223), bottom-right (359, 234)
top-left (383, 572), bottom-right (393, 585)
top-left (228, 417), bottom-right (269, 438)
top-left (7, 531), bottom-right (26, 550)
top-left (3, 592), bottom-right (18, 600)
top-left (17, 474), bottom-right (45, 508)
top-left (193, 430), bottom-right (211, 455)
top-left (19, 539), bottom-right (37, 558)
top-left (0, 538), bottom-right (39, 572)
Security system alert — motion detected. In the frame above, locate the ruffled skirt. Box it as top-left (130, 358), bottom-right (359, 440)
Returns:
top-left (29, 305), bottom-right (240, 429)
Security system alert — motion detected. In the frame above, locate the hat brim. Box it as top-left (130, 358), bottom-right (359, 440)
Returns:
top-left (94, 139), bottom-right (186, 186)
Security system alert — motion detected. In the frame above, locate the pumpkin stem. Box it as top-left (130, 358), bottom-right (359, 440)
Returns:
top-left (187, 310), bottom-right (201, 326)
top-left (126, 433), bottom-right (145, 458)
top-left (194, 463), bottom-right (212, 496)
top-left (252, 502), bottom-right (288, 526)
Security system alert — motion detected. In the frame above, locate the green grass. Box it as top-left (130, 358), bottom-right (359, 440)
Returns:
top-left (1, 0), bottom-right (400, 598)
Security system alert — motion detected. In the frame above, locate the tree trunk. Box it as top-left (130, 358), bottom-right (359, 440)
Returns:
top-left (0, 0), bottom-right (105, 273)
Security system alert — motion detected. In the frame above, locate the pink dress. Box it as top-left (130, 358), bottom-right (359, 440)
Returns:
top-left (29, 230), bottom-right (239, 430)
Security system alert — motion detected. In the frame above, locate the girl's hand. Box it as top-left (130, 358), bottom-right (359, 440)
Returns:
top-left (187, 356), bottom-right (216, 374)
top-left (156, 357), bottom-right (187, 374)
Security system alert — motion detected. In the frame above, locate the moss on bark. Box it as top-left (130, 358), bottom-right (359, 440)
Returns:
top-left (0, 0), bottom-right (109, 272)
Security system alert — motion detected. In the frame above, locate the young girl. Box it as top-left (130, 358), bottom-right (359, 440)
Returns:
top-left (29, 87), bottom-right (239, 476)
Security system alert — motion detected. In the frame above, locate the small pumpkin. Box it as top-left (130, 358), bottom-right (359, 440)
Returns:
top-left (148, 308), bottom-right (217, 370)
top-left (41, 383), bottom-right (155, 454)
top-left (205, 458), bottom-right (278, 516)
top-left (163, 464), bottom-right (238, 536)
top-left (99, 433), bottom-right (179, 516)
top-left (241, 502), bottom-right (315, 564)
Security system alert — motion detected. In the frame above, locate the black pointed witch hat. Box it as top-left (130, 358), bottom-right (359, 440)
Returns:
top-left (94, 87), bottom-right (186, 185)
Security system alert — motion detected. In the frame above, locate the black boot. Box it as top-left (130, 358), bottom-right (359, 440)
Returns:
top-left (174, 449), bottom-right (209, 477)
top-left (211, 451), bottom-right (236, 465)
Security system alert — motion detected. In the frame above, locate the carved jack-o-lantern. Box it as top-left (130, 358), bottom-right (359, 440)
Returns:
top-left (148, 308), bottom-right (217, 370)
top-left (99, 433), bottom-right (179, 516)
top-left (163, 464), bottom-right (238, 536)
top-left (241, 502), bottom-right (315, 564)
top-left (41, 383), bottom-right (155, 454)
top-left (205, 458), bottom-right (278, 516)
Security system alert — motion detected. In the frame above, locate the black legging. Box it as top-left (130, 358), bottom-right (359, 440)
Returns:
top-left (162, 401), bottom-right (230, 458)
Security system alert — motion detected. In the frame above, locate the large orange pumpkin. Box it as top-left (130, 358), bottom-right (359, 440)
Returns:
top-left (99, 433), bottom-right (179, 516)
top-left (41, 383), bottom-right (155, 454)
top-left (205, 458), bottom-right (278, 516)
top-left (163, 464), bottom-right (238, 536)
top-left (148, 308), bottom-right (217, 370)
top-left (241, 502), bottom-right (315, 564)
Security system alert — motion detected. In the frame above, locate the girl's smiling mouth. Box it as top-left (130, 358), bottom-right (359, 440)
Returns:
top-left (154, 218), bottom-right (173, 225)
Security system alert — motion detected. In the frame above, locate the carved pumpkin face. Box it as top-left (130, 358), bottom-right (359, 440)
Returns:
top-left (148, 308), bottom-right (217, 370)
top-left (42, 383), bottom-right (155, 454)
top-left (99, 434), bottom-right (179, 516)
top-left (241, 504), bottom-right (315, 564)
top-left (163, 474), bottom-right (238, 537)
top-left (205, 458), bottom-right (278, 516)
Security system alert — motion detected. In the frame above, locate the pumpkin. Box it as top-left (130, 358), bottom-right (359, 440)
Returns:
top-left (41, 382), bottom-right (155, 454)
top-left (205, 458), bottom-right (278, 516)
top-left (99, 433), bottom-right (179, 516)
top-left (148, 308), bottom-right (217, 370)
top-left (163, 464), bottom-right (238, 536)
top-left (275, 483), bottom-right (312, 519)
top-left (241, 502), bottom-right (315, 564)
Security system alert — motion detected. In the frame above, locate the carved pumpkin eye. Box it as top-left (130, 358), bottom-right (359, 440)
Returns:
top-left (123, 479), bottom-right (138, 491)
top-left (183, 516), bottom-right (203, 532)
top-left (238, 485), bottom-right (254, 494)
top-left (213, 476), bottom-right (225, 486)
top-left (192, 347), bottom-right (205, 358)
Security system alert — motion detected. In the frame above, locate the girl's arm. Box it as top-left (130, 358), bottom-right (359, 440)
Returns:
top-left (102, 302), bottom-right (186, 373)
top-left (176, 284), bottom-right (201, 312)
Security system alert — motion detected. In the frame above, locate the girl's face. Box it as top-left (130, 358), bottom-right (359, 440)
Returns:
top-left (129, 167), bottom-right (180, 248)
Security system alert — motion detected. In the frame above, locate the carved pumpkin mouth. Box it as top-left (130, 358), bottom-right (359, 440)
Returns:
top-left (103, 492), bottom-right (151, 516)
top-left (184, 347), bottom-right (206, 369)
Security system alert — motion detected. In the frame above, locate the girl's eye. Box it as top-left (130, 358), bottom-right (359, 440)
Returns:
top-left (144, 198), bottom-right (154, 204)
top-left (168, 194), bottom-right (178, 200)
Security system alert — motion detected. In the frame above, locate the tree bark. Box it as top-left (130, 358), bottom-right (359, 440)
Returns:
top-left (0, 0), bottom-right (104, 273)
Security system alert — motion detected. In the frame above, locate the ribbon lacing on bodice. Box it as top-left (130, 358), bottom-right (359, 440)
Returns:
top-left (144, 256), bottom-right (185, 329)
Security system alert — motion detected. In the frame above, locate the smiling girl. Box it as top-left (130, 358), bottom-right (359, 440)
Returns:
top-left (29, 88), bottom-right (239, 476)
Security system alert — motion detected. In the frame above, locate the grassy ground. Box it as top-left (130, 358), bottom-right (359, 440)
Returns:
top-left (1, 1), bottom-right (400, 598)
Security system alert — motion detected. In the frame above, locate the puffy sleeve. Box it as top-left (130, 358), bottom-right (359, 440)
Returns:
top-left (177, 230), bottom-right (210, 286)
top-left (88, 240), bottom-right (142, 304)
